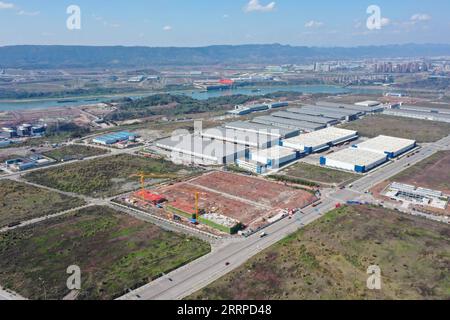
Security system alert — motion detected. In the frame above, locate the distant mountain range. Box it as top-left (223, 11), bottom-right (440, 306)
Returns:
top-left (0, 43), bottom-right (449, 69)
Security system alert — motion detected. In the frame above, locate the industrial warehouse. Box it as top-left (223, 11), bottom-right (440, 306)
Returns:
top-left (92, 131), bottom-right (138, 147)
top-left (320, 135), bottom-right (417, 173)
top-left (200, 127), bottom-right (279, 149)
top-left (281, 127), bottom-right (358, 153)
top-left (353, 135), bottom-right (416, 158)
top-left (224, 121), bottom-right (299, 139)
top-left (320, 148), bottom-right (388, 173)
top-left (271, 111), bottom-right (339, 126)
top-left (384, 107), bottom-right (450, 123)
top-left (287, 106), bottom-right (359, 121)
top-left (156, 134), bottom-right (247, 165)
top-left (153, 100), bottom-right (416, 176)
top-left (316, 100), bottom-right (385, 114)
top-left (252, 115), bottom-right (327, 132)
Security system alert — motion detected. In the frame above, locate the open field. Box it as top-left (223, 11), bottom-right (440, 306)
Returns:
top-left (42, 145), bottom-right (109, 162)
top-left (156, 172), bottom-right (316, 230)
top-left (24, 154), bottom-right (198, 197)
top-left (391, 151), bottom-right (450, 194)
top-left (278, 162), bottom-right (359, 186)
top-left (191, 172), bottom-right (317, 210)
top-left (190, 205), bottom-right (450, 300)
top-left (0, 180), bottom-right (85, 228)
top-left (0, 206), bottom-right (211, 300)
top-left (340, 115), bottom-right (450, 143)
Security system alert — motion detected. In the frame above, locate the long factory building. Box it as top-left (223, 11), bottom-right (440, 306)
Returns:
top-left (282, 127), bottom-right (358, 153)
top-left (316, 101), bottom-right (385, 114)
top-left (320, 135), bottom-right (417, 173)
top-left (383, 108), bottom-right (450, 123)
top-left (320, 148), bottom-right (388, 173)
top-left (271, 111), bottom-right (340, 126)
top-left (353, 135), bottom-right (416, 158)
top-left (200, 127), bottom-right (279, 149)
top-left (156, 134), bottom-right (246, 166)
top-left (288, 106), bottom-right (360, 121)
top-left (252, 115), bottom-right (327, 132)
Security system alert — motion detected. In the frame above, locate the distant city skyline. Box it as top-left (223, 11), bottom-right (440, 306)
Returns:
top-left (0, 0), bottom-right (450, 47)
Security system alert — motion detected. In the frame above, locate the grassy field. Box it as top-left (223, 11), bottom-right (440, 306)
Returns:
top-left (190, 205), bottom-right (450, 300)
top-left (0, 180), bottom-right (85, 228)
top-left (0, 206), bottom-right (211, 300)
top-left (24, 154), bottom-right (198, 197)
top-left (391, 151), bottom-right (450, 194)
top-left (43, 145), bottom-right (109, 161)
top-left (340, 115), bottom-right (450, 143)
top-left (278, 162), bottom-right (358, 186)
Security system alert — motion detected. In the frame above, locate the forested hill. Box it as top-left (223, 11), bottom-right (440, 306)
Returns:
top-left (1, 43), bottom-right (449, 69)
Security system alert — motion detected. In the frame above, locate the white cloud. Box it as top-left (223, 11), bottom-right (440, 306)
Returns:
top-left (305, 20), bottom-right (324, 28)
top-left (223, 14), bottom-right (229, 19)
top-left (17, 10), bottom-right (40, 16)
top-left (92, 14), bottom-right (120, 28)
top-left (163, 25), bottom-right (173, 31)
top-left (380, 17), bottom-right (390, 27)
top-left (244, 0), bottom-right (276, 13)
top-left (0, 1), bottom-right (14, 9)
top-left (410, 13), bottom-right (431, 22)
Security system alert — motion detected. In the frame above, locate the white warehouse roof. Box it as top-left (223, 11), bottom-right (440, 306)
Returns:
top-left (283, 127), bottom-right (358, 152)
top-left (201, 127), bottom-right (278, 148)
top-left (325, 148), bottom-right (387, 167)
top-left (355, 135), bottom-right (416, 156)
top-left (223, 121), bottom-right (298, 138)
top-left (250, 145), bottom-right (296, 160)
top-left (156, 134), bottom-right (246, 163)
top-left (252, 115), bottom-right (326, 131)
top-left (355, 100), bottom-right (381, 107)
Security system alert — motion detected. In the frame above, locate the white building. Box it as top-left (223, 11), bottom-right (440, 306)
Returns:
top-left (200, 127), bottom-right (279, 149)
top-left (282, 127), bottom-right (358, 154)
top-left (156, 134), bottom-right (246, 166)
top-left (354, 135), bottom-right (416, 159)
top-left (249, 146), bottom-right (298, 170)
top-left (355, 100), bottom-right (381, 107)
top-left (320, 148), bottom-right (388, 173)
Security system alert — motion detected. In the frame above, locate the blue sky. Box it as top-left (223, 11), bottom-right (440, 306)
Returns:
top-left (1, 0), bottom-right (450, 47)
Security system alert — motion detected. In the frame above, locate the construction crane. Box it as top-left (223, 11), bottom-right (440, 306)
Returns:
top-left (130, 172), bottom-right (177, 201)
top-left (194, 192), bottom-right (199, 222)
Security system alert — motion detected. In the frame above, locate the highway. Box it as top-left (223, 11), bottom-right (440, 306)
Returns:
top-left (119, 134), bottom-right (450, 300)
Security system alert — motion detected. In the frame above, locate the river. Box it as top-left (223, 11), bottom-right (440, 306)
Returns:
top-left (0, 85), bottom-right (383, 111)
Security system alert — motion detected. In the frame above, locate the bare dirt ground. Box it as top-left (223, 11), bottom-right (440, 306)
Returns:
top-left (154, 171), bottom-right (317, 230)
top-left (191, 171), bottom-right (317, 210)
top-left (0, 107), bottom-right (83, 127)
top-left (392, 151), bottom-right (450, 194)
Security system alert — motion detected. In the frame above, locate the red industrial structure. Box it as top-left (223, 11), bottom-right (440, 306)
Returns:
top-left (219, 79), bottom-right (234, 85)
top-left (134, 190), bottom-right (166, 205)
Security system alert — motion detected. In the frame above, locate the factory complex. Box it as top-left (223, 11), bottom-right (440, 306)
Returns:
top-left (153, 100), bottom-right (420, 175)
top-left (384, 106), bottom-right (450, 123)
top-left (156, 134), bottom-right (247, 165)
top-left (320, 135), bottom-right (417, 173)
top-left (383, 182), bottom-right (449, 210)
top-left (2, 154), bottom-right (54, 172)
top-left (281, 127), bottom-right (358, 154)
top-left (92, 131), bottom-right (140, 148)
top-left (353, 135), bottom-right (417, 159)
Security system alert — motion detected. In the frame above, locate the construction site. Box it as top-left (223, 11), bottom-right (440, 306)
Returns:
top-left (117, 171), bottom-right (317, 236)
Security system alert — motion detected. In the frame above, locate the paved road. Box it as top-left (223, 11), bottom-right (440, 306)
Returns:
top-left (0, 287), bottom-right (26, 301)
top-left (119, 135), bottom-right (450, 300)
